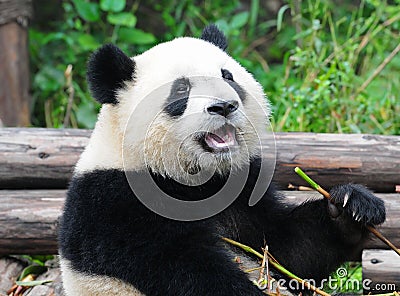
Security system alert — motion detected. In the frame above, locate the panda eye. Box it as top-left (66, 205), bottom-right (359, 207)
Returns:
top-left (221, 69), bottom-right (234, 81)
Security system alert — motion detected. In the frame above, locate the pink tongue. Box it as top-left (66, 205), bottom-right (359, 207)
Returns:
top-left (210, 134), bottom-right (225, 143)
top-left (205, 125), bottom-right (237, 149)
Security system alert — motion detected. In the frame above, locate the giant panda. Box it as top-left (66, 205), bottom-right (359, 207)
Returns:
top-left (59, 25), bottom-right (386, 296)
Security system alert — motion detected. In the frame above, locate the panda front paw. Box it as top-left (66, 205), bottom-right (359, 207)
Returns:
top-left (328, 184), bottom-right (386, 226)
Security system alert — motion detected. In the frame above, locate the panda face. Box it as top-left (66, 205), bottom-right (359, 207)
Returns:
top-left (155, 74), bottom-right (255, 177)
top-left (165, 74), bottom-right (245, 154)
top-left (77, 26), bottom-right (270, 183)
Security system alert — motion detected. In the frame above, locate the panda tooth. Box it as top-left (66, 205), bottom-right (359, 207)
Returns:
top-left (216, 142), bottom-right (228, 148)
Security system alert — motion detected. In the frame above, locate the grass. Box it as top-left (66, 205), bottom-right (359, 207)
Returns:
top-left (266, 0), bottom-right (400, 134)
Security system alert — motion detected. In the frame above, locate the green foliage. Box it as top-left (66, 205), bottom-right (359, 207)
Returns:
top-left (13, 256), bottom-right (54, 289)
top-left (30, 0), bottom-right (157, 128)
top-left (325, 263), bottom-right (363, 294)
top-left (20, 255), bottom-right (54, 267)
top-left (15, 279), bottom-right (53, 287)
top-left (29, 0), bottom-right (400, 134)
top-left (18, 264), bottom-right (47, 280)
top-left (269, 0), bottom-right (400, 134)
top-left (100, 0), bottom-right (126, 12)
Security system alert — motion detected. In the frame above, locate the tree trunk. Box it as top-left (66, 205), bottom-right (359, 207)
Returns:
top-left (0, 0), bottom-right (32, 127)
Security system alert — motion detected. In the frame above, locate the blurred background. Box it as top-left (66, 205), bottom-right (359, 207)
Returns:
top-left (2, 0), bottom-right (399, 134)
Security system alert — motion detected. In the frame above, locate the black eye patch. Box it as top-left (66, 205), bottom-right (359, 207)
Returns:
top-left (164, 77), bottom-right (192, 118)
top-left (221, 69), bottom-right (246, 102)
top-left (221, 69), bottom-right (234, 81)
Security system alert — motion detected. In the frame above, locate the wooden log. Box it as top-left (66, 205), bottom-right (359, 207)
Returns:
top-left (362, 249), bottom-right (400, 294)
top-left (0, 190), bottom-right (65, 254)
top-left (0, 1), bottom-right (32, 127)
top-left (1, 128), bottom-right (399, 192)
top-left (273, 132), bottom-right (400, 193)
top-left (0, 190), bottom-right (398, 255)
top-left (0, 128), bottom-right (89, 189)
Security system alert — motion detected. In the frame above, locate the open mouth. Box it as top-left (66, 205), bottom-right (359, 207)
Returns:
top-left (201, 124), bottom-right (238, 152)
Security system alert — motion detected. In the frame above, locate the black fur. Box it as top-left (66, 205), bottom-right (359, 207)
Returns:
top-left (226, 79), bottom-right (246, 102)
top-left (220, 69), bottom-right (247, 101)
top-left (330, 184), bottom-right (386, 225)
top-left (59, 159), bottom-right (385, 295)
top-left (221, 69), bottom-right (234, 81)
top-left (201, 24), bottom-right (228, 51)
top-left (164, 77), bottom-right (191, 117)
top-left (87, 44), bottom-right (135, 105)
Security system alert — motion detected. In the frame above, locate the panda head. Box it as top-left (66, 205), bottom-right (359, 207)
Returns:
top-left (76, 25), bottom-right (271, 184)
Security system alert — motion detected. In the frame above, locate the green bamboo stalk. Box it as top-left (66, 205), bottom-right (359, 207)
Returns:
top-left (294, 167), bottom-right (330, 197)
top-left (222, 237), bottom-right (331, 296)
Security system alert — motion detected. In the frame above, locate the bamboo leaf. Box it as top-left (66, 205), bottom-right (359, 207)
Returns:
top-left (15, 280), bottom-right (52, 287)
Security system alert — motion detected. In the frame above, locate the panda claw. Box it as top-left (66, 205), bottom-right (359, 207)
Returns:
top-left (330, 184), bottom-right (386, 227)
top-left (342, 193), bottom-right (349, 207)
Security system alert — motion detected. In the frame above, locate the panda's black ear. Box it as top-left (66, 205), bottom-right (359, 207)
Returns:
top-left (200, 24), bottom-right (228, 51)
top-left (87, 44), bottom-right (135, 105)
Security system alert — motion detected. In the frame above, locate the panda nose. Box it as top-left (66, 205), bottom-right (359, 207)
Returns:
top-left (206, 100), bottom-right (239, 117)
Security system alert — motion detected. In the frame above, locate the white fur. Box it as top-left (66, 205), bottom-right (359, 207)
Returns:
top-left (60, 258), bottom-right (144, 296)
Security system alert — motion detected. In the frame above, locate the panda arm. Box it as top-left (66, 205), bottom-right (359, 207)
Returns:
top-left (246, 184), bottom-right (385, 282)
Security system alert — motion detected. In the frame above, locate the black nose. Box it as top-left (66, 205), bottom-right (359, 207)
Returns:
top-left (206, 100), bottom-right (239, 117)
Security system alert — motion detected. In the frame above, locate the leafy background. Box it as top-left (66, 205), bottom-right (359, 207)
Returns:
top-left (29, 0), bottom-right (400, 134)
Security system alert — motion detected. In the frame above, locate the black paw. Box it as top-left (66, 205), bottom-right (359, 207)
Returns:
top-left (328, 184), bottom-right (386, 226)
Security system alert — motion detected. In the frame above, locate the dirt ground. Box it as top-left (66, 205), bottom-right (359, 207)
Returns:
top-left (0, 257), bottom-right (64, 296)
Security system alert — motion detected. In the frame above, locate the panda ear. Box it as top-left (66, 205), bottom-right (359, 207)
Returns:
top-left (200, 24), bottom-right (228, 51)
top-left (87, 44), bottom-right (135, 105)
